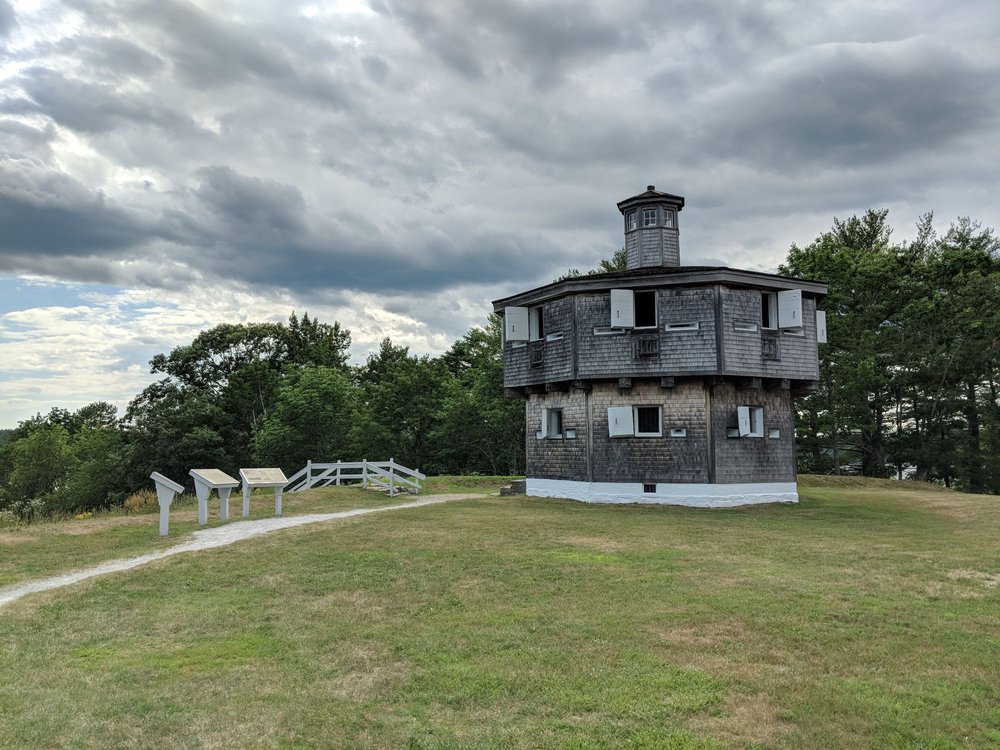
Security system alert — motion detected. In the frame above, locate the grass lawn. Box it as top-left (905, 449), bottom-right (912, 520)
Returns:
top-left (1, 477), bottom-right (998, 748)
top-left (0, 477), bottom-right (514, 588)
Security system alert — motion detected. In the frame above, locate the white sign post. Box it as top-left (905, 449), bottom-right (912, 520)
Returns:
top-left (189, 469), bottom-right (241, 525)
top-left (150, 472), bottom-right (184, 537)
top-left (240, 468), bottom-right (289, 517)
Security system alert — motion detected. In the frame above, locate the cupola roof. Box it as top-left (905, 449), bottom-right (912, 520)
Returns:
top-left (616, 185), bottom-right (685, 214)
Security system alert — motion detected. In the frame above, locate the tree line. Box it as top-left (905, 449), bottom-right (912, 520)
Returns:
top-left (2, 209), bottom-right (997, 520)
top-left (784, 211), bottom-right (1000, 492)
top-left (0, 313), bottom-right (524, 520)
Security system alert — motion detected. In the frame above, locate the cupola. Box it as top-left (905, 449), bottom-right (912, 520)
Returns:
top-left (617, 185), bottom-right (685, 269)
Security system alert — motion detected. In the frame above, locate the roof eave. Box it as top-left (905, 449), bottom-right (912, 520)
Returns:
top-left (492, 267), bottom-right (828, 311)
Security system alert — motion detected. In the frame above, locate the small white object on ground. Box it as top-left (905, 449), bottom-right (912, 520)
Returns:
top-left (0, 493), bottom-right (484, 610)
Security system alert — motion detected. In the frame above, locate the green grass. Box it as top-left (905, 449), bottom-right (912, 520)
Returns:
top-left (419, 475), bottom-right (521, 494)
top-left (0, 477), bottom-right (504, 589)
top-left (1, 477), bottom-right (999, 748)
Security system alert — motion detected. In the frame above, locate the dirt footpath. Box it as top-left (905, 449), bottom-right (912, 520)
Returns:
top-left (0, 493), bottom-right (485, 609)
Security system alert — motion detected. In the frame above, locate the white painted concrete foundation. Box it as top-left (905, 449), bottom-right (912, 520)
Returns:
top-left (525, 479), bottom-right (798, 507)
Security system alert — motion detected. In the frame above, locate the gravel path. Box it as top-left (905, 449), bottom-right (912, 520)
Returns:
top-left (0, 493), bottom-right (485, 609)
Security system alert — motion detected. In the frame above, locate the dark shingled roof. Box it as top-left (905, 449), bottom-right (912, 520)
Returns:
top-left (616, 185), bottom-right (686, 214)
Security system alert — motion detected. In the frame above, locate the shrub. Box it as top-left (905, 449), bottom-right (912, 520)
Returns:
top-left (123, 489), bottom-right (157, 514)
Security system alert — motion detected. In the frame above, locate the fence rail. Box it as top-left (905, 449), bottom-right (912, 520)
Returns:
top-left (285, 459), bottom-right (425, 496)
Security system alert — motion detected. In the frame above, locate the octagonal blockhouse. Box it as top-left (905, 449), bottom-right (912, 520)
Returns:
top-left (492, 187), bottom-right (828, 507)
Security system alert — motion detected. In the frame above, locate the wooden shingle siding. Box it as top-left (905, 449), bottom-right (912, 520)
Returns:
top-left (503, 285), bottom-right (821, 389)
top-left (527, 382), bottom-right (710, 483)
top-left (710, 383), bottom-right (796, 483)
top-left (640, 231), bottom-right (662, 267)
top-left (525, 391), bottom-right (590, 481)
top-left (660, 289), bottom-right (716, 372)
top-left (502, 297), bottom-right (574, 387)
top-left (721, 288), bottom-right (820, 381)
top-left (662, 229), bottom-right (680, 267)
top-left (625, 232), bottom-right (641, 269)
top-left (625, 227), bottom-right (680, 269)
top-left (571, 290), bottom-right (718, 379)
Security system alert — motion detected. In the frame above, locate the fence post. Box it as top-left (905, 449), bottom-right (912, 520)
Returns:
top-left (306, 459), bottom-right (313, 490)
top-left (415, 469), bottom-right (421, 493)
top-left (389, 457), bottom-right (395, 496)
top-left (363, 459), bottom-right (368, 489)
top-left (336, 459), bottom-right (341, 486)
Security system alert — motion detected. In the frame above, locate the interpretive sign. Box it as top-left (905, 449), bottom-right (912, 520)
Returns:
top-left (189, 468), bottom-right (240, 525)
top-left (150, 471), bottom-right (184, 537)
top-left (240, 467), bottom-right (288, 517)
top-left (240, 468), bottom-right (287, 486)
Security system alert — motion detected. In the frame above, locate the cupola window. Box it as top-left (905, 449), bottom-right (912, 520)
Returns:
top-left (642, 208), bottom-right (657, 227)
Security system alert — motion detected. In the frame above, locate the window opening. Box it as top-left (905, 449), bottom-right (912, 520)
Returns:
top-left (663, 210), bottom-right (674, 228)
top-left (643, 483), bottom-right (656, 493)
top-left (634, 406), bottom-right (662, 437)
top-left (666, 321), bottom-right (699, 332)
top-left (642, 208), bottom-right (657, 227)
top-left (529, 306), bottom-right (544, 341)
top-left (546, 408), bottom-right (563, 438)
top-left (626, 211), bottom-right (637, 232)
top-left (761, 292), bottom-right (777, 329)
top-left (634, 290), bottom-right (656, 328)
top-left (538, 407), bottom-right (563, 438)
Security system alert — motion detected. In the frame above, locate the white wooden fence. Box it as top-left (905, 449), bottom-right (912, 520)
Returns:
top-left (285, 459), bottom-right (425, 497)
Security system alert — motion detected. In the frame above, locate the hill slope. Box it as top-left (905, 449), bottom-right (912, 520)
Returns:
top-left (1, 478), bottom-right (998, 748)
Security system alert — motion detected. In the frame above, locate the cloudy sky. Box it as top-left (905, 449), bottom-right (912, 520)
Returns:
top-left (1, 0), bottom-right (998, 427)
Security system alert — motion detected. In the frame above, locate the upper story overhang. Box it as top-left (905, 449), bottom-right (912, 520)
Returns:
top-left (492, 266), bottom-right (828, 312)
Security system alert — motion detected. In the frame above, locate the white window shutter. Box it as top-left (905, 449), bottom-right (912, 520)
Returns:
top-left (538, 408), bottom-right (549, 438)
top-left (608, 406), bottom-right (634, 437)
top-left (737, 406), bottom-right (752, 437)
top-left (610, 289), bottom-right (635, 328)
top-left (816, 309), bottom-right (828, 344)
top-left (504, 307), bottom-right (529, 341)
top-left (777, 289), bottom-right (803, 329)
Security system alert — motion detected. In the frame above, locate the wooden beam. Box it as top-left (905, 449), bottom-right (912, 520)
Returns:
top-left (791, 380), bottom-right (817, 396)
top-left (618, 377), bottom-right (633, 390)
top-left (572, 380), bottom-right (593, 392)
top-left (660, 377), bottom-right (675, 389)
top-left (545, 381), bottom-right (570, 393)
top-left (504, 388), bottom-right (527, 400)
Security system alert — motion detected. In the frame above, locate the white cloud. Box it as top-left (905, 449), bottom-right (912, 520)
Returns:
top-left (1, 0), bottom-right (999, 424)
